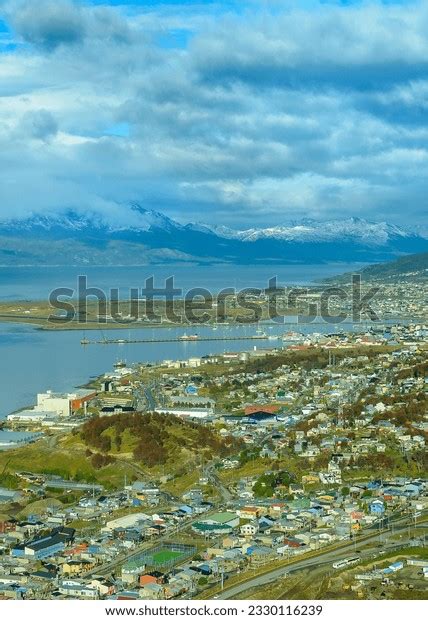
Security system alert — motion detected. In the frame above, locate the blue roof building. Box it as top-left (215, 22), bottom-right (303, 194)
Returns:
top-left (370, 499), bottom-right (386, 515)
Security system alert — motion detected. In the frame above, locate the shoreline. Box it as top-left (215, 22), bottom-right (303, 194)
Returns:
top-left (0, 310), bottom-right (301, 331)
top-left (0, 312), bottom-right (412, 331)
top-left (2, 336), bottom-right (402, 424)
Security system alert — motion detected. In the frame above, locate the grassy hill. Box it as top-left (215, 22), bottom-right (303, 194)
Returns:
top-left (0, 413), bottom-right (241, 494)
top-left (325, 252), bottom-right (428, 283)
top-left (79, 411), bottom-right (239, 469)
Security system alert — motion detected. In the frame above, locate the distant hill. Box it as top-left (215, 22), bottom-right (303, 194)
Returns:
top-left (0, 204), bottom-right (427, 265)
top-left (324, 252), bottom-right (428, 283)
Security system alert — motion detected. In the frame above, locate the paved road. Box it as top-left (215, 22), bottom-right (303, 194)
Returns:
top-left (133, 384), bottom-right (154, 412)
top-left (212, 513), bottom-right (427, 599)
top-left (206, 462), bottom-right (234, 503)
top-left (143, 385), bottom-right (157, 411)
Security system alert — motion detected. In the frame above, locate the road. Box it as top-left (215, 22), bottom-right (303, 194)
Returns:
top-left (132, 382), bottom-right (157, 412)
top-left (210, 512), bottom-right (427, 599)
top-left (206, 462), bottom-right (234, 503)
top-left (143, 386), bottom-right (157, 411)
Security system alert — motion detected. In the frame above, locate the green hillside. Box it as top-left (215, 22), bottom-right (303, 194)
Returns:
top-left (80, 412), bottom-right (239, 468)
top-left (326, 252), bottom-right (428, 283)
top-left (0, 413), bottom-right (241, 494)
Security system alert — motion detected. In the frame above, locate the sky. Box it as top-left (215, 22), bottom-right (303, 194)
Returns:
top-left (0, 0), bottom-right (427, 228)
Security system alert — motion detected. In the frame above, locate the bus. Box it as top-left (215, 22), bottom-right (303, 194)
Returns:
top-left (332, 556), bottom-right (361, 570)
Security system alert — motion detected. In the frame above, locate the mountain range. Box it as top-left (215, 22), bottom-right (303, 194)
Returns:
top-left (0, 203), bottom-right (427, 266)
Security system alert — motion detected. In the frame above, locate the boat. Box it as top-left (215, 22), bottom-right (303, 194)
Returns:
top-left (80, 338), bottom-right (90, 345)
top-left (281, 331), bottom-right (304, 342)
top-left (179, 333), bottom-right (199, 341)
top-left (114, 359), bottom-right (127, 368)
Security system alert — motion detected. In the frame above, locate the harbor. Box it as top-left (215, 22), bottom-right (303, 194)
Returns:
top-left (0, 318), bottom-right (404, 420)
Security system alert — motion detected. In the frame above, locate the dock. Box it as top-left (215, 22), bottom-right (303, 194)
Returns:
top-left (81, 334), bottom-right (272, 345)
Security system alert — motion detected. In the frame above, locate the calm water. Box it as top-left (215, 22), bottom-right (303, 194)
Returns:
top-left (0, 264), bottom-right (367, 419)
top-left (0, 264), bottom-right (364, 301)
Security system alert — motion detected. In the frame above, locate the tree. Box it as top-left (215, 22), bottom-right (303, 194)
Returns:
top-left (91, 453), bottom-right (114, 469)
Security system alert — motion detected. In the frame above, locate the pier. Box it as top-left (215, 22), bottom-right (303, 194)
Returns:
top-left (81, 334), bottom-right (272, 345)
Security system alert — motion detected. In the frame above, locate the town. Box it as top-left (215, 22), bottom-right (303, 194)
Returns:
top-left (0, 320), bottom-right (427, 601)
top-left (0, 277), bottom-right (427, 330)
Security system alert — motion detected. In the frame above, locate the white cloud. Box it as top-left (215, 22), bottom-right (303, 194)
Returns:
top-left (180, 173), bottom-right (380, 220)
top-left (0, 0), bottom-right (427, 226)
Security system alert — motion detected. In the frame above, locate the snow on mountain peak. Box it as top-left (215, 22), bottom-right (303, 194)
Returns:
top-left (0, 204), bottom-right (182, 234)
top-left (192, 217), bottom-right (414, 245)
top-left (0, 206), bottom-right (419, 247)
top-left (127, 202), bottom-right (181, 232)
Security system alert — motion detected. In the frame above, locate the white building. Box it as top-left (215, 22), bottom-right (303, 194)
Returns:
top-left (35, 389), bottom-right (96, 417)
top-left (155, 407), bottom-right (213, 419)
top-left (7, 410), bottom-right (57, 423)
top-left (103, 512), bottom-right (151, 532)
top-left (240, 523), bottom-right (258, 536)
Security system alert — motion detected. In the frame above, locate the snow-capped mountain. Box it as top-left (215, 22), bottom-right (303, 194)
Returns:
top-left (187, 217), bottom-right (417, 246)
top-left (124, 202), bottom-right (184, 233)
top-left (0, 203), bottom-right (181, 235)
top-left (0, 205), bottom-right (427, 266)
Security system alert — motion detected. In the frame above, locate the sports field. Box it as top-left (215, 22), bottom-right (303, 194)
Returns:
top-left (151, 550), bottom-right (183, 565)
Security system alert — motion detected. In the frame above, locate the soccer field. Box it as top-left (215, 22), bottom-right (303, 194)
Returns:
top-left (151, 550), bottom-right (183, 565)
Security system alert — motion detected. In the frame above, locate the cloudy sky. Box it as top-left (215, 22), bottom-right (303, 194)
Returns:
top-left (0, 0), bottom-right (427, 227)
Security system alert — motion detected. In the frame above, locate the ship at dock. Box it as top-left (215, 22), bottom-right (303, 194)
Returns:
top-left (179, 334), bottom-right (199, 341)
top-left (281, 331), bottom-right (304, 342)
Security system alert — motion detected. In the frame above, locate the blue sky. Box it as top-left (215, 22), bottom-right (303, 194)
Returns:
top-left (0, 0), bottom-right (427, 228)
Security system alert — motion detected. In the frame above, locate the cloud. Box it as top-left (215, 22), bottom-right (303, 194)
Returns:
top-left (19, 109), bottom-right (58, 140)
top-left (7, 0), bottom-right (84, 49)
top-left (5, 0), bottom-right (131, 50)
top-left (180, 173), bottom-right (383, 222)
top-left (0, 0), bottom-right (427, 226)
top-left (190, 3), bottom-right (428, 89)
